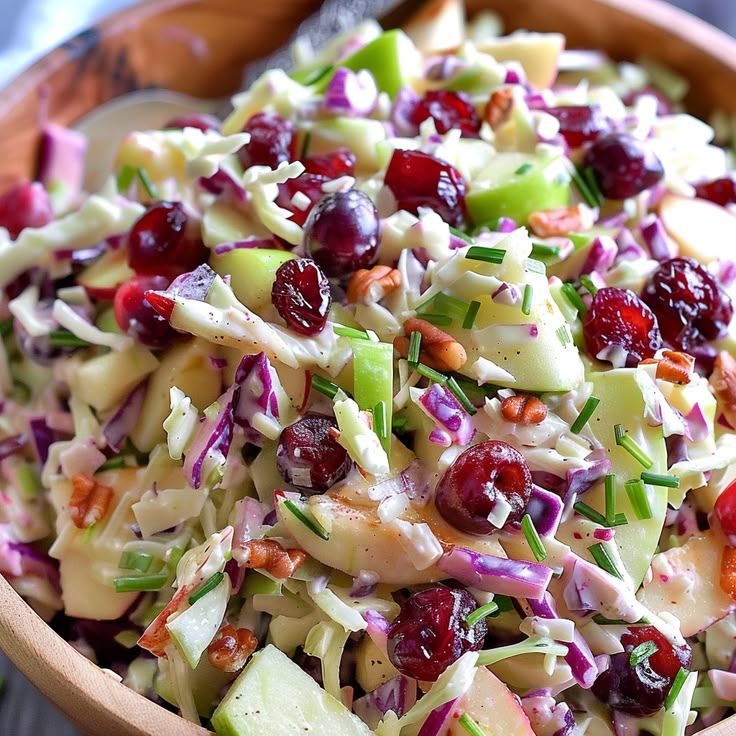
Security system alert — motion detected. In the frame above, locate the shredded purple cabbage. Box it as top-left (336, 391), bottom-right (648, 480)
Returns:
top-left (183, 394), bottom-right (234, 489)
top-left (418, 383), bottom-right (475, 446)
top-left (353, 676), bottom-right (416, 729)
top-left (233, 352), bottom-right (281, 445)
top-left (0, 434), bottom-right (28, 462)
top-left (563, 450), bottom-right (611, 502)
top-left (103, 379), bottom-right (148, 453)
top-left (526, 485), bottom-right (564, 536)
top-left (324, 68), bottom-right (378, 117)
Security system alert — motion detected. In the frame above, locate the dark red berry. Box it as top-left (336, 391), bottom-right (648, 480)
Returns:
top-left (114, 274), bottom-right (184, 349)
top-left (276, 173), bottom-right (329, 227)
top-left (384, 149), bottom-right (467, 228)
top-left (694, 175), bottom-right (736, 206)
top-left (541, 105), bottom-right (610, 148)
top-left (272, 258), bottom-right (331, 335)
top-left (303, 148), bottom-right (356, 179)
top-left (238, 112), bottom-right (294, 169)
top-left (591, 625), bottom-right (691, 716)
top-left (304, 189), bottom-right (380, 277)
top-left (715, 479), bottom-right (736, 537)
top-left (435, 440), bottom-right (532, 535)
top-left (387, 587), bottom-right (487, 681)
top-left (409, 90), bottom-right (481, 137)
top-left (642, 257), bottom-right (733, 350)
top-left (163, 113), bottom-right (221, 132)
top-left (276, 415), bottom-right (351, 493)
top-left (127, 201), bottom-right (208, 274)
top-left (583, 133), bottom-right (664, 199)
top-left (0, 181), bottom-right (53, 239)
top-left (583, 287), bottom-right (662, 365)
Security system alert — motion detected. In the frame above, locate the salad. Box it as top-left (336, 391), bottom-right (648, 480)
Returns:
top-left (2, 1), bottom-right (736, 734)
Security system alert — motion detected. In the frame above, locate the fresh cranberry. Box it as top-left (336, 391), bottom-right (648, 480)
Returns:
top-left (591, 625), bottom-right (691, 716)
top-left (272, 259), bottom-right (331, 335)
top-left (583, 287), bottom-right (662, 365)
top-left (541, 105), bottom-right (610, 148)
top-left (387, 587), bottom-right (487, 681)
top-left (583, 133), bottom-right (664, 199)
top-left (114, 274), bottom-right (184, 349)
top-left (409, 90), bottom-right (481, 137)
top-left (694, 175), bottom-right (736, 206)
top-left (303, 148), bottom-right (356, 179)
top-left (384, 149), bottom-right (467, 228)
top-left (0, 181), bottom-right (53, 239)
top-left (238, 112), bottom-right (294, 170)
top-left (435, 440), bottom-right (532, 535)
top-left (163, 113), bottom-right (221, 132)
top-left (622, 87), bottom-right (673, 116)
top-left (276, 415), bottom-right (351, 493)
top-left (715, 479), bottom-right (736, 537)
top-left (276, 173), bottom-right (329, 227)
top-left (642, 257), bottom-right (733, 350)
top-left (304, 189), bottom-right (380, 277)
top-left (127, 201), bottom-right (208, 274)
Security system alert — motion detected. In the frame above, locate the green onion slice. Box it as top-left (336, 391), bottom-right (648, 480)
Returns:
top-left (465, 601), bottom-right (500, 628)
top-left (589, 542), bottom-right (624, 580)
top-left (113, 572), bottom-right (169, 593)
top-left (334, 325), bottom-right (370, 340)
top-left (521, 284), bottom-right (534, 316)
top-left (629, 640), bottom-right (659, 667)
top-left (465, 246), bottom-right (506, 264)
top-left (614, 424), bottom-right (654, 468)
top-left (664, 667), bottom-right (690, 710)
top-left (560, 282), bottom-right (587, 316)
top-left (188, 571), bottom-right (225, 605)
top-left (640, 471), bottom-right (679, 488)
top-left (282, 498), bottom-right (330, 540)
top-left (570, 395), bottom-right (600, 434)
top-left (458, 713), bottom-right (488, 736)
top-left (407, 331), bottom-right (422, 366)
top-left (463, 300), bottom-right (481, 330)
top-left (118, 551), bottom-right (154, 573)
top-left (521, 514), bottom-right (547, 562)
top-left (624, 478), bottom-right (653, 520)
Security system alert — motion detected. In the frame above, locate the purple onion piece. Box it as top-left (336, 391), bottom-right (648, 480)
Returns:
top-left (183, 398), bottom-right (234, 489)
top-left (353, 676), bottom-right (417, 729)
top-left (103, 379), bottom-right (148, 453)
top-left (416, 697), bottom-right (460, 736)
top-left (350, 569), bottom-right (379, 598)
top-left (166, 263), bottom-right (217, 302)
top-left (665, 433), bottom-right (689, 468)
top-left (198, 167), bottom-right (248, 202)
top-left (0, 434), bottom-right (28, 462)
top-left (531, 471), bottom-right (565, 495)
top-left (324, 68), bottom-right (378, 117)
top-left (390, 86), bottom-right (420, 137)
top-left (418, 383), bottom-right (475, 446)
top-left (213, 238), bottom-right (276, 255)
top-left (639, 215), bottom-right (677, 262)
top-left (37, 122), bottom-right (87, 210)
top-left (526, 485), bottom-right (563, 536)
top-left (28, 418), bottom-right (55, 465)
top-left (563, 451), bottom-right (611, 502)
top-left (580, 236), bottom-right (617, 276)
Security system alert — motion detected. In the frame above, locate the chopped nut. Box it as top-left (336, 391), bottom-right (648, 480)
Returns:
top-left (528, 204), bottom-right (596, 239)
top-left (483, 87), bottom-right (514, 129)
top-left (394, 317), bottom-right (467, 372)
top-left (655, 350), bottom-right (695, 384)
top-left (346, 265), bottom-right (402, 304)
top-left (69, 472), bottom-right (114, 529)
top-left (500, 394), bottom-right (548, 425)
top-left (208, 624), bottom-right (258, 672)
top-left (238, 539), bottom-right (306, 579)
top-left (711, 351), bottom-right (736, 428)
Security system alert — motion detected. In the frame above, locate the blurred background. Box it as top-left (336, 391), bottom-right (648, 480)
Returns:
top-left (0, 0), bottom-right (735, 733)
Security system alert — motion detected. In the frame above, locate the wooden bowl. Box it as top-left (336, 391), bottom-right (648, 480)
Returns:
top-left (0, 1), bottom-right (735, 735)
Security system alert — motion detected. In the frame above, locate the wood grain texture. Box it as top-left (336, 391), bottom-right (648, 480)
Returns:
top-left (0, 1), bottom-right (735, 735)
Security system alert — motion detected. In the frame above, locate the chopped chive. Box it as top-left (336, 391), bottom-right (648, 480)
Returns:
top-left (560, 282), bottom-right (588, 316)
top-left (571, 167), bottom-right (599, 209)
top-left (664, 667), bottom-right (689, 710)
top-left (574, 501), bottom-right (608, 526)
top-left (465, 246), bottom-right (506, 264)
top-left (593, 615), bottom-right (650, 625)
top-left (629, 640), bottom-right (659, 667)
top-left (434, 293), bottom-right (470, 321)
top-left (0, 317), bottom-right (13, 338)
top-left (604, 473), bottom-right (616, 525)
top-left (188, 571), bottom-right (225, 605)
top-left (373, 400), bottom-right (389, 450)
top-left (408, 331), bottom-right (422, 367)
top-left (293, 63), bottom-right (333, 86)
top-left (447, 376), bottom-right (477, 416)
top-left (465, 601), bottom-right (499, 628)
top-left (624, 478), bottom-right (653, 520)
top-left (494, 595), bottom-right (515, 613)
top-left (99, 457), bottom-right (128, 472)
top-left (300, 130), bottom-right (312, 160)
top-left (530, 242), bottom-right (561, 260)
top-left (570, 395), bottom-right (600, 434)
top-left (640, 471), bottom-right (679, 488)
top-left (589, 542), bottom-right (624, 580)
top-left (463, 300), bottom-right (481, 330)
top-left (415, 312), bottom-right (453, 327)
top-left (555, 325), bottom-right (572, 347)
top-left (81, 522), bottom-right (97, 544)
top-left (515, 163), bottom-right (534, 176)
top-left (449, 225), bottom-right (473, 244)
top-left (118, 551), bottom-right (154, 573)
top-left (458, 713), bottom-right (487, 736)
top-left (282, 498), bottom-right (330, 540)
top-left (521, 284), bottom-right (534, 316)
top-left (113, 572), bottom-right (169, 593)
top-left (579, 274), bottom-right (598, 297)
top-left (137, 167), bottom-right (158, 199)
top-left (582, 166), bottom-right (604, 206)
top-left (416, 363), bottom-right (448, 386)
top-left (614, 424), bottom-right (654, 468)
top-left (116, 164), bottom-right (136, 192)
top-left (48, 330), bottom-right (91, 348)
top-left (525, 258), bottom-right (546, 275)
top-left (334, 325), bottom-right (370, 340)
top-left (521, 514), bottom-right (547, 562)
top-left (311, 374), bottom-right (341, 400)
top-left (392, 414), bottom-right (409, 432)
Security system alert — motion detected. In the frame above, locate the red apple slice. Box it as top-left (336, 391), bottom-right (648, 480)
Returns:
top-left (77, 246), bottom-right (135, 299)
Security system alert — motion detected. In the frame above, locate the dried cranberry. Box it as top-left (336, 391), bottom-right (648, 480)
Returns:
top-left (0, 181), bottom-right (53, 239)
top-left (384, 149), bottom-right (466, 228)
top-left (642, 257), bottom-right (733, 350)
top-left (410, 90), bottom-right (481, 137)
top-left (591, 625), bottom-right (691, 716)
top-left (276, 415), bottom-right (351, 492)
top-left (163, 113), bottom-right (221, 132)
top-left (715, 479), bottom-right (736, 537)
top-left (303, 148), bottom-right (356, 179)
top-left (583, 133), bottom-right (664, 199)
top-left (541, 105), bottom-right (610, 148)
top-left (694, 175), bottom-right (736, 206)
top-left (435, 440), bottom-right (532, 535)
top-left (272, 258), bottom-right (331, 335)
top-left (583, 287), bottom-right (662, 365)
top-left (387, 587), bottom-right (487, 681)
top-left (276, 173), bottom-right (328, 227)
top-left (304, 189), bottom-right (380, 277)
top-left (127, 201), bottom-right (208, 274)
top-left (114, 274), bottom-right (184, 349)
top-left (238, 112), bottom-right (294, 169)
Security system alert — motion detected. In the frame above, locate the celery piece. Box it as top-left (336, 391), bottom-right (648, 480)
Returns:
top-left (352, 339), bottom-right (393, 455)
